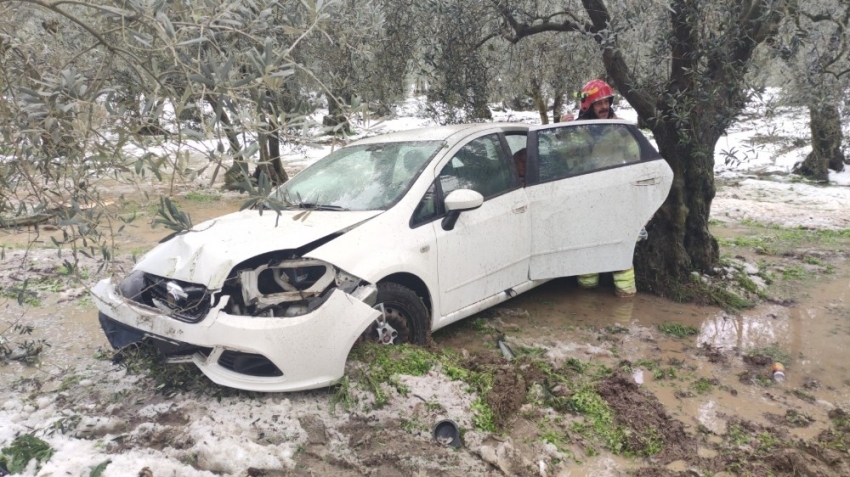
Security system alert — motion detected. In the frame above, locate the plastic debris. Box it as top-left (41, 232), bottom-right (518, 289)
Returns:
top-left (497, 336), bottom-right (514, 361)
top-left (772, 362), bottom-right (785, 382)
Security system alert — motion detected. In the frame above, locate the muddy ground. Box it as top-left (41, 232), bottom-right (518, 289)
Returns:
top-left (2, 180), bottom-right (850, 477)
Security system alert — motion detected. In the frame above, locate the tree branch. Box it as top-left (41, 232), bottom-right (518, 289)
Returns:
top-left (580, 0), bottom-right (657, 127)
top-left (491, 0), bottom-right (587, 44)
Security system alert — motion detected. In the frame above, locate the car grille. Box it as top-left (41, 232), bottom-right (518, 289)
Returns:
top-left (218, 351), bottom-right (283, 377)
top-left (143, 273), bottom-right (211, 323)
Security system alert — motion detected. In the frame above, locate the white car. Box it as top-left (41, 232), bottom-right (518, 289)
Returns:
top-left (93, 119), bottom-right (673, 392)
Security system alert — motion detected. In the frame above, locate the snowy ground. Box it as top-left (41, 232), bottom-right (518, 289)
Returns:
top-left (1, 93), bottom-right (849, 476)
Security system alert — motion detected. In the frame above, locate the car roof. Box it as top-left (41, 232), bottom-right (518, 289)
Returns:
top-left (350, 122), bottom-right (529, 146)
top-left (529, 119), bottom-right (634, 132)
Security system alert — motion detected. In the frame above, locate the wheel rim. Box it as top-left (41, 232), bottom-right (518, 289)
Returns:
top-left (367, 303), bottom-right (411, 345)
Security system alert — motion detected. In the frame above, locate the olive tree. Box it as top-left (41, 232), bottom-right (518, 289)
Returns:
top-left (418, 0), bottom-right (495, 123)
top-left (783, 0), bottom-right (849, 181)
top-left (487, 30), bottom-right (600, 123)
top-left (0, 0), bottom-right (339, 271)
top-left (298, 0), bottom-right (417, 130)
top-left (492, 0), bottom-right (785, 296)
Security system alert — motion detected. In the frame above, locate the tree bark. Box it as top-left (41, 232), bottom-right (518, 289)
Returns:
top-left (796, 103), bottom-right (846, 181)
top-left (324, 88), bottom-right (352, 134)
top-left (530, 79), bottom-right (549, 125)
top-left (635, 131), bottom-right (720, 293)
top-left (253, 129), bottom-right (288, 186)
top-left (552, 88), bottom-right (564, 123)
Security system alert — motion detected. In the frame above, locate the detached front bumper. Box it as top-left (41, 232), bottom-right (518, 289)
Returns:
top-left (92, 278), bottom-right (380, 392)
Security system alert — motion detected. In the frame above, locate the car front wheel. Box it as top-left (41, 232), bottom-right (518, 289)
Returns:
top-left (362, 282), bottom-right (428, 345)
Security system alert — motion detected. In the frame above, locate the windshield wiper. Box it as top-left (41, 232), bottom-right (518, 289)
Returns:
top-left (295, 202), bottom-right (349, 211)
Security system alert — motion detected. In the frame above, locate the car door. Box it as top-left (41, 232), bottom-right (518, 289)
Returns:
top-left (412, 132), bottom-right (530, 317)
top-left (525, 121), bottom-right (673, 280)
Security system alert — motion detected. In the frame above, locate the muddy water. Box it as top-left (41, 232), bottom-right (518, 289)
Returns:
top-left (435, 268), bottom-right (850, 448)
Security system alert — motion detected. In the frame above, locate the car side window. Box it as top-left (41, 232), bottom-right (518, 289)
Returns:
top-left (410, 134), bottom-right (516, 227)
top-left (537, 124), bottom-right (641, 181)
top-left (437, 134), bottom-right (513, 199)
top-left (504, 133), bottom-right (527, 155)
top-left (411, 183), bottom-right (438, 226)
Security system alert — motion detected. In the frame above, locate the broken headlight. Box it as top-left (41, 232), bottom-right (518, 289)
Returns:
top-left (229, 258), bottom-right (375, 318)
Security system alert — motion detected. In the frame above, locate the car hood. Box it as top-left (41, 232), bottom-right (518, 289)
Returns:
top-left (133, 209), bottom-right (382, 289)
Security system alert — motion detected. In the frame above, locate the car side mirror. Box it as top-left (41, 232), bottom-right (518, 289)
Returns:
top-left (442, 189), bottom-right (483, 231)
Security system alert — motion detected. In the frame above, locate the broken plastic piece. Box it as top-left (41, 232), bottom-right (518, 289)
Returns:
top-left (433, 419), bottom-right (461, 448)
top-left (497, 336), bottom-right (515, 361)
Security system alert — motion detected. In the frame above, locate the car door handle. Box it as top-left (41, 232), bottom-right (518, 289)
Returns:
top-left (632, 176), bottom-right (661, 186)
top-left (512, 205), bottom-right (527, 214)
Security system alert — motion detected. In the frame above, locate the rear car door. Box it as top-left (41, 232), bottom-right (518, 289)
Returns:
top-left (525, 121), bottom-right (673, 280)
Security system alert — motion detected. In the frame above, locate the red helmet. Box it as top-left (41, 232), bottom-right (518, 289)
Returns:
top-left (579, 79), bottom-right (614, 112)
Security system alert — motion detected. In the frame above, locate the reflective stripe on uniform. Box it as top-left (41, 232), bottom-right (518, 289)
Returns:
top-left (578, 273), bottom-right (599, 288)
top-left (613, 267), bottom-right (636, 296)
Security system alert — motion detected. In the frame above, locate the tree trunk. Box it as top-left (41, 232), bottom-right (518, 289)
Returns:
top-left (204, 95), bottom-right (248, 190)
top-left (530, 79), bottom-right (548, 125)
top-left (323, 89), bottom-right (351, 134)
top-left (634, 130), bottom-right (719, 294)
top-left (268, 131), bottom-right (287, 184)
top-left (552, 88), bottom-right (564, 123)
top-left (253, 129), bottom-right (288, 186)
top-left (796, 104), bottom-right (846, 181)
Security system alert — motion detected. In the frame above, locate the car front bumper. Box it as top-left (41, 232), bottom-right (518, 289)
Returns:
top-left (92, 278), bottom-right (380, 392)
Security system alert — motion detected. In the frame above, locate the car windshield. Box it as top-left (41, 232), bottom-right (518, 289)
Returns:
top-left (272, 141), bottom-right (442, 211)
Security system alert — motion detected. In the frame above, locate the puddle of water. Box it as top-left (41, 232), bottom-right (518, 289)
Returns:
top-left (435, 267), bottom-right (850, 443)
top-left (559, 455), bottom-right (634, 476)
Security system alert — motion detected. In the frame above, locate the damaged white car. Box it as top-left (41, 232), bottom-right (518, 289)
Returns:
top-left (93, 120), bottom-right (673, 392)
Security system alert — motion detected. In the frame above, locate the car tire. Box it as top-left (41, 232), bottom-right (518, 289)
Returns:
top-left (365, 282), bottom-right (429, 345)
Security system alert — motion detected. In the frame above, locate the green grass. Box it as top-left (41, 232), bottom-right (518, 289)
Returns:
top-left (471, 396), bottom-right (497, 432)
top-left (653, 367), bottom-right (677, 380)
top-left (330, 376), bottom-right (355, 413)
top-left (727, 423), bottom-right (750, 446)
top-left (781, 265), bottom-right (807, 279)
top-left (735, 272), bottom-right (762, 295)
top-left (350, 344), bottom-right (435, 407)
top-left (691, 377), bottom-right (715, 394)
top-left (0, 434), bottom-right (54, 474)
top-left (658, 322), bottom-right (699, 338)
top-left (184, 191), bottom-right (221, 203)
top-left (718, 221), bottom-right (850, 255)
top-left (668, 276), bottom-right (754, 311)
top-left (350, 344), bottom-right (434, 383)
top-left (568, 388), bottom-right (628, 454)
top-left (745, 344), bottom-right (791, 366)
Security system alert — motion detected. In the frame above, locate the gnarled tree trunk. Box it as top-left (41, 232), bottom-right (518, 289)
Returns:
top-left (530, 79), bottom-right (549, 125)
top-left (552, 88), bottom-right (564, 123)
top-left (796, 103), bottom-right (846, 181)
top-left (634, 130), bottom-right (720, 293)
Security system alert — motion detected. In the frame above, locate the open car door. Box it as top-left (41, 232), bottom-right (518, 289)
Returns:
top-left (525, 120), bottom-right (673, 280)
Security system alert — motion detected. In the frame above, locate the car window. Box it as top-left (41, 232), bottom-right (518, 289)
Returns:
top-left (411, 183), bottom-right (438, 226)
top-left (437, 134), bottom-right (513, 199)
top-left (504, 133), bottom-right (527, 155)
top-left (410, 134), bottom-right (515, 227)
top-left (537, 124), bottom-right (641, 181)
top-left (272, 141), bottom-right (441, 210)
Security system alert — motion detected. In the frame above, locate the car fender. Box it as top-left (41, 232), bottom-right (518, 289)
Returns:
top-left (305, 203), bottom-right (440, 320)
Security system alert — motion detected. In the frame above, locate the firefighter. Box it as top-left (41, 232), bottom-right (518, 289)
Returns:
top-left (561, 78), bottom-right (617, 121)
top-left (563, 79), bottom-right (636, 297)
